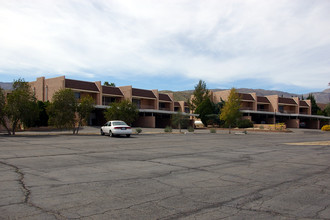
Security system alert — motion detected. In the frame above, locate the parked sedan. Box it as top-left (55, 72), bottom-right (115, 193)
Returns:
top-left (101, 121), bottom-right (132, 137)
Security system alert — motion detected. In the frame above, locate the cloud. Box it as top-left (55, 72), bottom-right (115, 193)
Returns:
top-left (0, 0), bottom-right (329, 92)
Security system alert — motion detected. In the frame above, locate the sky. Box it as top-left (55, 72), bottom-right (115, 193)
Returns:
top-left (0, 0), bottom-right (330, 93)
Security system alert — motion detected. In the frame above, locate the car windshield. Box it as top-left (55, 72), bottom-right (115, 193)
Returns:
top-left (112, 121), bottom-right (127, 126)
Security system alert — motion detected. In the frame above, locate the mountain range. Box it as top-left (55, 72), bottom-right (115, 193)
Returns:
top-left (1, 82), bottom-right (329, 103)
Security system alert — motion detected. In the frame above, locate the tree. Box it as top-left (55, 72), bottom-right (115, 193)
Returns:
top-left (307, 94), bottom-right (321, 115)
top-left (188, 80), bottom-right (209, 112)
top-left (171, 111), bottom-right (189, 132)
top-left (104, 81), bottom-right (116, 87)
top-left (35, 101), bottom-right (50, 127)
top-left (0, 87), bottom-right (11, 134)
top-left (104, 99), bottom-right (138, 125)
top-left (195, 97), bottom-right (214, 126)
top-left (75, 95), bottom-right (94, 134)
top-left (220, 88), bottom-right (242, 134)
top-left (5, 79), bottom-right (39, 135)
top-left (47, 89), bottom-right (77, 131)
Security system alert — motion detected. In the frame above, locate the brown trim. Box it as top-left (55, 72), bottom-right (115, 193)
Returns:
top-left (65, 79), bottom-right (99, 92)
top-left (132, 88), bottom-right (156, 99)
top-left (279, 97), bottom-right (297, 105)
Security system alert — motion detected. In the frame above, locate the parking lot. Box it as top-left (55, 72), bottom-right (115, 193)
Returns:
top-left (0, 130), bottom-right (330, 219)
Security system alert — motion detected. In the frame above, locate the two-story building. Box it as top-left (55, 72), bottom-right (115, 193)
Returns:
top-left (210, 90), bottom-right (329, 129)
top-left (29, 76), bottom-right (194, 128)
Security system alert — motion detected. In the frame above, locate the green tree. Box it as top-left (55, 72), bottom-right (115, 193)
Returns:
top-left (0, 87), bottom-right (11, 134)
top-left (307, 94), bottom-right (321, 115)
top-left (188, 80), bottom-right (209, 112)
top-left (171, 111), bottom-right (189, 132)
top-left (6, 79), bottom-right (39, 135)
top-left (75, 95), bottom-right (94, 134)
top-left (195, 97), bottom-right (214, 126)
top-left (47, 89), bottom-right (77, 131)
top-left (104, 81), bottom-right (116, 87)
top-left (35, 101), bottom-right (50, 127)
top-left (220, 88), bottom-right (242, 134)
top-left (104, 99), bottom-right (138, 125)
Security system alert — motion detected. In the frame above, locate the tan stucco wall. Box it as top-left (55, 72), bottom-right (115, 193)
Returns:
top-left (285, 119), bottom-right (300, 128)
top-left (266, 95), bottom-right (278, 112)
top-left (29, 77), bottom-right (45, 101)
top-left (44, 76), bottom-right (65, 102)
top-left (94, 81), bottom-right (102, 105)
top-left (133, 116), bottom-right (155, 128)
top-left (119, 86), bottom-right (132, 101)
top-left (212, 90), bottom-right (231, 102)
top-left (152, 89), bottom-right (159, 110)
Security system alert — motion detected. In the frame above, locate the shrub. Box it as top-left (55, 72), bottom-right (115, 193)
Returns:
top-left (276, 123), bottom-right (286, 131)
top-left (321, 125), bottom-right (330, 131)
top-left (187, 126), bottom-right (194, 132)
top-left (164, 126), bottom-right (172, 133)
top-left (135, 128), bottom-right (142, 134)
top-left (237, 119), bottom-right (254, 128)
top-left (210, 128), bottom-right (216, 133)
top-left (259, 125), bottom-right (264, 130)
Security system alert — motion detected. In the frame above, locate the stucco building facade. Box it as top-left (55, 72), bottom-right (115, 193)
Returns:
top-left (30, 76), bottom-right (193, 128)
top-left (210, 90), bottom-right (329, 129)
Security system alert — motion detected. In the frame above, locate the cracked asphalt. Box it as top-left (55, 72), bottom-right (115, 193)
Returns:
top-left (0, 130), bottom-right (329, 219)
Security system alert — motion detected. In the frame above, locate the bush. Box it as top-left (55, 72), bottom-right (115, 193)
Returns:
top-left (259, 125), bottom-right (264, 130)
top-left (210, 128), bottom-right (216, 133)
top-left (237, 119), bottom-right (254, 128)
top-left (135, 128), bottom-right (142, 134)
top-left (164, 126), bottom-right (172, 133)
top-left (187, 126), bottom-right (194, 132)
top-left (321, 125), bottom-right (330, 131)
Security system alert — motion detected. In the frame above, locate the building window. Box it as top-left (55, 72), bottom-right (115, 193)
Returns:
top-left (278, 106), bottom-right (284, 113)
top-left (102, 96), bottom-right (116, 106)
top-left (132, 99), bottom-right (141, 109)
top-left (159, 102), bottom-right (166, 110)
top-left (74, 92), bottom-right (81, 100)
top-left (45, 86), bottom-right (48, 101)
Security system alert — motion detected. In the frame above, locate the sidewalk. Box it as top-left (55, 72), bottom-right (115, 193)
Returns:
top-left (0, 126), bottom-right (309, 136)
top-left (11, 127), bottom-right (212, 135)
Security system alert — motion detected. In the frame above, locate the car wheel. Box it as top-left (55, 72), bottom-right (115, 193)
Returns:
top-left (109, 130), bottom-right (114, 137)
top-left (126, 134), bottom-right (130, 138)
top-left (100, 129), bottom-right (105, 136)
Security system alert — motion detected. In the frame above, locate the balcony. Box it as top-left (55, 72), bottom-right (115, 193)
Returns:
top-left (159, 107), bottom-right (171, 111)
top-left (240, 107), bottom-right (254, 111)
top-left (139, 104), bottom-right (155, 110)
top-left (278, 110), bottom-right (297, 114)
top-left (257, 108), bottom-right (271, 112)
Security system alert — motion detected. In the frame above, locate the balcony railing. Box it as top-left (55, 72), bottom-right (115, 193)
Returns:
top-left (139, 105), bottom-right (155, 109)
top-left (257, 108), bottom-right (271, 112)
top-left (278, 110), bottom-right (297, 114)
top-left (159, 107), bottom-right (172, 111)
top-left (240, 107), bottom-right (254, 111)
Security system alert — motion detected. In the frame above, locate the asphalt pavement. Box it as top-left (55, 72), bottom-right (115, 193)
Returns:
top-left (0, 129), bottom-right (329, 219)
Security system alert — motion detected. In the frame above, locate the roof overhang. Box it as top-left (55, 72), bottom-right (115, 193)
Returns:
top-left (102, 94), bottom-right (123, 97)
top-left (94, 105), bottom-right (199, 117)
top-left (132, 96), bottom-right (156, 100)
top-left (139, 109), bottom-right (198, 117)
top-left (69, 88), bottom-right (99, 94)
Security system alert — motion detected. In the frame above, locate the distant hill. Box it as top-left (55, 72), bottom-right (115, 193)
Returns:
top-left (0, 82), bottom-right (13, 90)
top-left (161, 88), bottom-right (330, 104)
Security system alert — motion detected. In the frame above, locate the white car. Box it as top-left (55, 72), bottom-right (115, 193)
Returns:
top-left (101, 121), bottom-right (132, 137)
